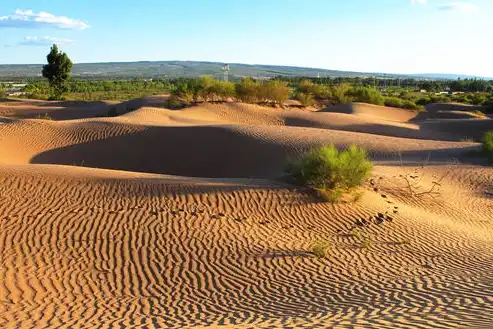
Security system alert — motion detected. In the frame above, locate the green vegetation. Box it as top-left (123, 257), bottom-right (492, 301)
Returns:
top-left (285, 145), bottom-right (373, 202)
top-left (350, 86), bottom-right (384, 105)
top-left (235, 78), bottom-right (261, 103)
top-left (471, 110), bottom-right (487, 118)
top-left (42, 45), bottom-right (73, 100)
top-left (262, 80), bottom-right (290, 105)
top-left (5, 66), bottom-right (493, 112)
top-left (35, 113), bottom-right (53, 120)
top-left (22, 78), bottom-right (173, 101)
top-left (359, 235), bottom-right (372, 249)
top-left (169, 77), bottom-right (290, 106)
top-left (295, 92), bottom-right (315, 107)
top-left (312, 240), bottom-right (332, 258)
top-left (482, 131), bottom-right (493, 162)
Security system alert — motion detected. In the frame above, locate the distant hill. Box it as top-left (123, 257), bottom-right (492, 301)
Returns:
top-left (409, 73), bottom-right (492, 80)
top-left (0, 60), bottom-right (490, 80)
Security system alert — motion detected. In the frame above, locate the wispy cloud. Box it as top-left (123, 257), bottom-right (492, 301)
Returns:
top-left (437, 2), bottom-right (479, 12)
top-left (18, 36), bottom-right (74, 46)
top-left (0, 9), bottom-right (89, 30)
top-left (410, 0), bottom-right (428, 4)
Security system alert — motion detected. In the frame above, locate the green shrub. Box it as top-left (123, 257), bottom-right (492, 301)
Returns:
top-left (416, 97), bottom-right (431, 106)
top-left (204, 78), bottom-right (235, 101)
top-left (482, 131), bottom-right (493, 162)
top-left (330, 83), bottom-right (352, 104)
top-left (429, 95), bottom-right (451, 103)
top-left (350, 86), bottom-right (384, 106)
top-left (173, 80), bottom-right (195, 103)
top-left (384, 97), bottom-right (404, 108)
top-left (261, 80), bottom-right (291, 105)
top-left (235, 78), bottom-right (261, 103)
top-left (285, 145), bottom-right (373, 201)
top-left (401, 100), bottom-right (419, 110)
top-left (296, 92), bottom-right (315, 107)
top-left (297, 80), bottom-right (330, 99)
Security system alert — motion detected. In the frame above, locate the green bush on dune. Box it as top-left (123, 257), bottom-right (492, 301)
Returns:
top-left (297, 79), bottom-right (331, 99)
top-left (384, 96), bottom-right (404, 108)
top-left (285, 145), bottom-right (373, 202)
top-left (261, 80), bottom-right (291, 105)
top-left (350, 86), bottom-right (384, 106)
top-left (384, 97), bottom-right (419, 110)
top-left (170, 77), bottom-right (290, 105)
top-left (482, 131), bottom-right (493, 163)
top-left (295, 92), bottom-right (315, 107)
top-left (235, 77), bottom-right (261, 103)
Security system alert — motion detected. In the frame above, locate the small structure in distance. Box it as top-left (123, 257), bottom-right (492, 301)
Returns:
top-left (221, 64), bottom-right (230, 82)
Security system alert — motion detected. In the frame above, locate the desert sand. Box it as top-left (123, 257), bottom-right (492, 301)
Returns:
top-left (1, 96), bottom-right (492, 329)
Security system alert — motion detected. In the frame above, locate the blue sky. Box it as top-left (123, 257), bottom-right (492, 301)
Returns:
top-left (1, 0), bottom-right (492, 76)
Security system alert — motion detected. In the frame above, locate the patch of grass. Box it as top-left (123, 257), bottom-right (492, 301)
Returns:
top-left (351, 190), bottom-right (364, 203)
top-left (312, 239), bottom-right (331, 258)
top-left (472, 110), bottom-right (487, 118)
top-left (349, 229), bottom-right (362, 240)
top-left (285, 145), bottom-right (373, 202)
top-left (395, 238), bottom-right (411, 245)
top-left (35, 113), bottom-right (52, 120)
top-left (359, 235), bottom-right (372, 249)
top-left (460, 137), bottom-right (475, 143)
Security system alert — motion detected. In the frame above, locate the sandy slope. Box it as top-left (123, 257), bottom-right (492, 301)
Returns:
top-left (1, 98), bottom-right (493, 329)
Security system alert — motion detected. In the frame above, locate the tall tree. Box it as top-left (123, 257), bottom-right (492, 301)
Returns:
top-left (42, 44), bottom-right (73, 100)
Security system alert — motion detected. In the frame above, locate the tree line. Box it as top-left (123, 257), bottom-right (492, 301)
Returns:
top-left (10, 45), bottom-right (493, 113)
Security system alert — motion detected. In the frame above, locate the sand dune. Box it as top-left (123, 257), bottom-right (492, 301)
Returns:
top-left (1, 98), bottom-right (492, 328)
top-left (321, 102), bottom-right (418, 122)
top-left (425, 102), bottom-right (486, 113)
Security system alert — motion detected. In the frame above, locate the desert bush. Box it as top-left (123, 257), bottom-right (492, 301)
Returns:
top-left (261, 80), bottom-right (291, 105)
top-left (416, 97), bottom-right (431, 106)
top-left (482, 131), bottom-right (493, 162)
top-left (173, 80), bottom-right (195, 103)
top-left (235, 78), bottom-right (261, 103)
top-left (202, 78), bottom-right (235, 101)
top-left (470, 93), bottom-right (487, 105)
top-left (296, 92), bottom-right (315, 107)
top-left (297, 80), bottom-right (330, 99)
top-left (285, 145), bottom-right (373, 202)
top-left (399, 91), bottom-right (413, 100)
top-left (330, 83), bottom-right (352, 104)
top-left (401, 99), bottom-right (419, 110)
top-left (429, 94), bottom-right (451, 103)
top-left (350, 86), bottom-right (384, 105)
top-left (384, 97), bottom-right (404, 108)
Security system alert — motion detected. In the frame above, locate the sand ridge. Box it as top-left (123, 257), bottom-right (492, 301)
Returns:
top-left (1, 97), bottom-right (493, 328)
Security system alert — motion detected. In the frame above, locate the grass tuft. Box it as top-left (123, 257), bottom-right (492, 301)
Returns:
top-left (312, 240), bottom-right (332, 258)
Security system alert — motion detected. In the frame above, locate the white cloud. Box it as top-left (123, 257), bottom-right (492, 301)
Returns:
top-left (0, 9), bottom-right (89, 30)
top-left (437, 2), bottom-right (479, 12)
top-left (19, 36), bottom-right (74, 46)
top-left (411, 0), bottom-right (428, 4)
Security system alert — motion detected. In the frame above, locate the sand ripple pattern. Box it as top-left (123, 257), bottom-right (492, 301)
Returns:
top-left (1, 165), bottom-right (492, 329)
